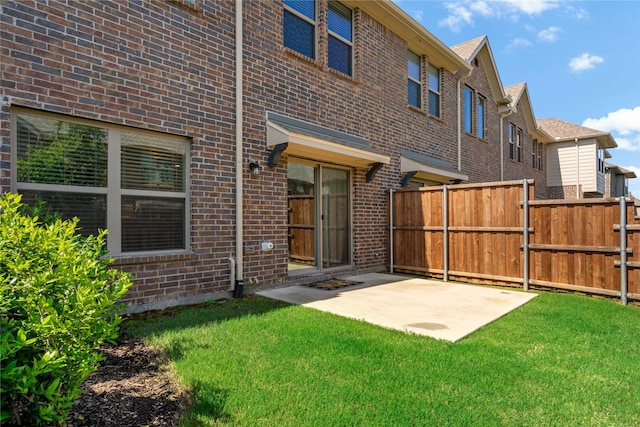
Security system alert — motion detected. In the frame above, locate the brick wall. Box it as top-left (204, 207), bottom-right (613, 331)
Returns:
top-left (502, 99), bottom-right (547, 198)
top-left (1, 0), bottom-right (550, 311)
top-left (548, 185), bottom-right (582, 199)
top-left (459, 57), bottom-right (502, 183)
top-left (1, 0), bottom-right (239, 310)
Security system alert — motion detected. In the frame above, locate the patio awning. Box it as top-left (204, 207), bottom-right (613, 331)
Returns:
top-left (266, 112), bottom-right (390, 180)
top-left (400, 149), bottom-right (468, 186)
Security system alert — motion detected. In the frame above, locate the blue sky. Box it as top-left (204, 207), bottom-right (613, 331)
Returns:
top-left (394, 0), bottom-right (640, 196)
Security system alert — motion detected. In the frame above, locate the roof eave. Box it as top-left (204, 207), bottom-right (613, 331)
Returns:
top-left (342, 0), bottom-right (471, 73)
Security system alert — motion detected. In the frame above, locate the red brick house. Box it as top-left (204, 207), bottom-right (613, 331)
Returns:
top-left (0, 0), bottom-right (627, 311)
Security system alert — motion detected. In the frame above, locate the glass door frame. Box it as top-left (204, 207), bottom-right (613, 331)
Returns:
top-left (287, 158), bottom-right (353, 275)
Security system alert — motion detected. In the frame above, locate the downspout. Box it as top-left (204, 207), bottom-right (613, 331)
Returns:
top-left (233, 0), bottom-right (244, 298)
top-left (456, 69), bottom-right (472, 171)
top-left (575, 138), bottom-right (580, 199)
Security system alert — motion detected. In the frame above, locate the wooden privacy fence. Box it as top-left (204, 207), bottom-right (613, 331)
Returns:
top-left (390, 180), bottom-right (639, 304)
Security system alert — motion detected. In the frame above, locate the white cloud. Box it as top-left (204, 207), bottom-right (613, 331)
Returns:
top-left (507, 38), bottom-right (532, 50)
top-left (440, 3), bottom-right (473, 32)
top-left (566, 5), bottom-right (589, 20)
top-left (583, 107), bottom-right (640, 151)
top-left (538, 26), bottom-right (560, 42)
top-left (568, 53), bottom-right (604, 72)
top-left (470, 1), bottom-right (493, 16)
top-left (412, 10), bottom-right (424, 22)
top-left (439, 0), bottom-right (560, 31)
top-left (502, 0), bottom-right (560, 15)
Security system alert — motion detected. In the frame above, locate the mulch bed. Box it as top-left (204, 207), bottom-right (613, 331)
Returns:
top-left (67, 336), bottom-right (189, 427)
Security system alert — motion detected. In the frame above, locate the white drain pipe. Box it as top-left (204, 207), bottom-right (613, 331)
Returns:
top-left (233, 0), bottom-right (244, 297)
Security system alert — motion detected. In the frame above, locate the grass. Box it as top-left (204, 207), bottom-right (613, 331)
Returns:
top-left (127, 291), bottom-right (640, 426)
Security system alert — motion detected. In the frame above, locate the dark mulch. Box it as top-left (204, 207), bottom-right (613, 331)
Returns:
top-left (67, 336), bottom-right (189, 427)
top-left (302, 278), bottom-right (362, 290)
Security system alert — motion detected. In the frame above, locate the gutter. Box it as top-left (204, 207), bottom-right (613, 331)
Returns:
top-left (233, 0), bottom-right (244, 297)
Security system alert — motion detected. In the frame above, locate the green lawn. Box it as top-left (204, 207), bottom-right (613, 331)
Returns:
top-left (127, 291), bottom-right (640, 426)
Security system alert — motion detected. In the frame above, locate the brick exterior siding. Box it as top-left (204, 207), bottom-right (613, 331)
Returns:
top-left (501, 100), bottom-right (548, 198)
top-left (1, 0), bottom-right (554, 311)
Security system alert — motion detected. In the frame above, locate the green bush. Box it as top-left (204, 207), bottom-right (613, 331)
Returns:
top-left (0, 193), bottom-right (132, 425)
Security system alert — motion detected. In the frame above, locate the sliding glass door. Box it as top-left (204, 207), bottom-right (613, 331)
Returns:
top-left (288, 161), bottom-right (351, 272)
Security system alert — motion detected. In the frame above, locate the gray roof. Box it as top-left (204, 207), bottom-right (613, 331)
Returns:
top-left (400, 149), bottom-right (461, 174)
top-left (537, 117), bottom-right (617, 148)
top-left (267, 111), bottom-right (383, 154)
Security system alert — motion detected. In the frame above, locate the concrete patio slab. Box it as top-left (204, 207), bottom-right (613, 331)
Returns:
top-left (257, 273), bottom-right (537, 342)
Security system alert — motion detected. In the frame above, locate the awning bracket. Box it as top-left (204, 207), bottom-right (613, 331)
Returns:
top-left (366, 162), bottom-right (384, 182)
top-left (400, 171), bottom-right (417, 186)
top-left (267, 143), bottom-right (288, 167)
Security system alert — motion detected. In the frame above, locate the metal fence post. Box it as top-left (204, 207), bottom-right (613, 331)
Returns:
top-left (390, 188), bottom-right (394, 274)
top-left (523, 180), bottom-right (530, 291)
top-left (620, 196), bottom-right (628, 305)
top-left (443, 185), bottom-right (449, 282)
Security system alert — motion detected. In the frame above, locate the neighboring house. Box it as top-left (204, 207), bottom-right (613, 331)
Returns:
top-left (604, 162), bottom-right (636, 198)
top-left (450, 36), bottom-right (550, 199)
top-left (538, 118), bottom-right (618, 199)
top-left (0, 0), bottom-right (626, 311)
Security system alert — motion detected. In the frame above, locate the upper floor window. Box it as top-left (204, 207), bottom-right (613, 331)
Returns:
top-left (14, 110), bottom-right (189, 255)
top-left (509, 123), bottom-right (516, 160)
top-left (327, 1), bottom-right (352, 76)
top-left (597, 147), bottom-right (605, 173)
top-left (516, 127), bottom-right (523, 162)
top-left (284, 0), bottom-right (316, 59)
top-left (532, 139), bottom-right (543, 171)
top-left (463, 86), bottom-right (473, 134)
top-left (428, 64), bottom-right (441, 117)
top-left (477, 95), bottom-right (486, 139)
top-left (407, 50), bottom-right (422, 108)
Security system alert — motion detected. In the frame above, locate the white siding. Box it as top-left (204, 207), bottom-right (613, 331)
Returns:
top-left (545, 139), bottom-right (598, 192)
top-left (546, 141), bottom-right (577, 186)
top-left (579, 140), bottom-right (597, 192)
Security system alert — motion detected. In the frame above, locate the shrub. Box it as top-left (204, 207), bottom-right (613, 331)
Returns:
top-left (0, 193), bottom-right (132, 425)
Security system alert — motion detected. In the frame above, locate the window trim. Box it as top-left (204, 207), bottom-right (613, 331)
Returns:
top-left (11, 107), bottom-right (191, 256)
top-left (327, 0), bottom-right (353, 76)
top-left (283, 0), bottom-right (317, 60)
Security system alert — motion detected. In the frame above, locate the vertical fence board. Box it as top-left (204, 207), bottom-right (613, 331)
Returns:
top-left (391, 182), bottom-right (634, 302)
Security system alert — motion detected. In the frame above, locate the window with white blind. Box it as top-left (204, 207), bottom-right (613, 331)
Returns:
top-left (14, 110), bottom-right (189, 255)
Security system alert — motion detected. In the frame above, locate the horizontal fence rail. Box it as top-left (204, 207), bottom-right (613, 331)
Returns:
top-left (390, 180), bottom-right (638, 304)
